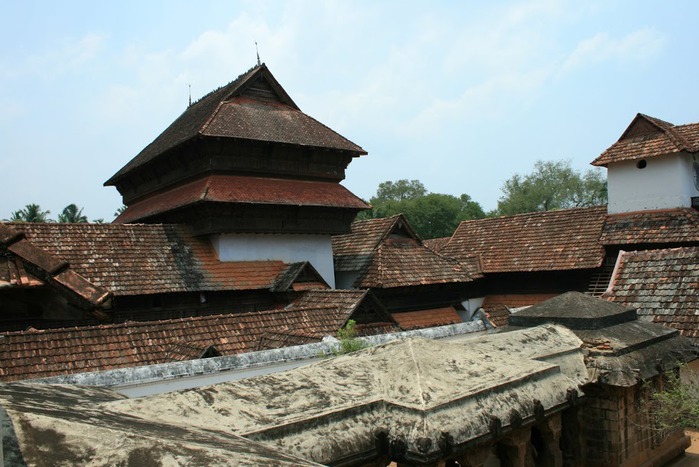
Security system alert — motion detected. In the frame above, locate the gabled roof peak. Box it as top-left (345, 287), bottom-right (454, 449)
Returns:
top-left (592, 113), bottom-right (699, 166)
top-left (617, 113), bottom-right (674, 142)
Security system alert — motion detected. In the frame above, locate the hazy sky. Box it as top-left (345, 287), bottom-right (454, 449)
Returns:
top-left (2, 1), bottom-right (698, 221)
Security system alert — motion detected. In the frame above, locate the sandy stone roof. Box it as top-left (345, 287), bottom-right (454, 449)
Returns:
top-left (0, 383), bottom-right (321, 466)
top-left (509, 292), bottom-right (698, 386)
top-left (0, 325), bottom-right (587, 465)
top-left (605, 247), bottom-right (699, 340)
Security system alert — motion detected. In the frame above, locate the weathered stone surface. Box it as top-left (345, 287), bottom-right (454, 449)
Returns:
top-left (1, 325), bottom-right (586, 466)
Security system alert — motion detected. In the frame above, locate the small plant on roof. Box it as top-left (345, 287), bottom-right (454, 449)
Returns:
top-left (333, 320), bottom-right (367, 355)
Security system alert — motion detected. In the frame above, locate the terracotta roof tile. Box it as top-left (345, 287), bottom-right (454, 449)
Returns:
top-left (332, 216), bottom-right (401, 272)
top-left (288, 289), bottom-right (399, 331)
top-left (442, 206), bottom-right (607, 273)
top-left (357, 238), bottom-right (478, 288)
top-left (107, 65), bottom-right (365, 185)
top-left (391, 307), bottom-right (462, 330)
top-left (115, 175), bottom-right (370, 224)
top-left (423, 237), bottom-right (450, 253)
top-left (0, 223), bottom-right (111, 309)
top-left (601, 208), bottom-right (699, 246)
top-left (13, 223), bottom-right (310, 296)
top-left (592, 114), bottom-right (699, 167)
top-left (604, 247), bottom-right (699, 339)
top-left (0, 306), bottom-right (355, 382)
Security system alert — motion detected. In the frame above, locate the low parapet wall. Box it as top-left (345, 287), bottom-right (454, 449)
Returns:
top-left (30, 321), bottom-right (486, 395)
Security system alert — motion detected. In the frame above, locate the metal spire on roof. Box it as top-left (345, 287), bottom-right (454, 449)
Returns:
top-left (188, 84), bottom-right (192, 107)
top-left (255, 41), bottom-right (261, 66)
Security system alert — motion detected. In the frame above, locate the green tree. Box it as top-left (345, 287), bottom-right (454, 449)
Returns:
top-left (496, 159), bottom-right (607, 216)
top-left (360, 179), bottom-right (485, 238)
top-left (403, 193), bottom-right (486, 239)
top-left (8, 204), bottom-right (51, 222)
top-left (374, 179), bottom-right (427, 202)
top-left (648, 366), bottom-right (699, 432)
top-left (58, 204), bottom-right (88, 223)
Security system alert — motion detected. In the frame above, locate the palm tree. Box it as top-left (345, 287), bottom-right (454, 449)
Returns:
top-left (8, 204), bottom-right (51, 222)
top-left (58, 204), bottom-right (88, 223)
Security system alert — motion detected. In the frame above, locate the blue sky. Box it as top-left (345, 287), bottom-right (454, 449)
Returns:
top-left (1, 0), bottom-right (698, 221)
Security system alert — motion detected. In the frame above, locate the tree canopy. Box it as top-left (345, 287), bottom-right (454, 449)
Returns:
top-left (495, 160), bottom-right (607, 216)
top-left (58, 204), bottom-right (88, 223)
top-left (6, 203), bottom-right (99, 223)
top-left (360, 180), bottom-right (485, 239)
top-left (8, 204), bottom-right (51, 223)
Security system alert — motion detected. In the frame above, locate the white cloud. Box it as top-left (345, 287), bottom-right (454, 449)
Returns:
top-left (558, 27), bottom-right (666, 76)
top-left (0, 32), bottom-right (106, 79)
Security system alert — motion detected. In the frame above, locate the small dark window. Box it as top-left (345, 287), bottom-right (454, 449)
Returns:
top-left (636, 159), bottom-right (647, 169)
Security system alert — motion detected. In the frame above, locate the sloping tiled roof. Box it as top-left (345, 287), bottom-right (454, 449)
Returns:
top-left (0, 255), bottom-right (43, 288)
top-left (332, 216), bottom-right (403, 271)
top-left (115, 175), bottom-right (370, 224)
top-left (601, 208), bottom-right (699, 246)
top-left (287, 289), bottom-right (399, 333)
top-left (592, 114), bottom-right (699, 167)
top-left (423, 236), bottom-right (450, 253)
top-left (391, 307), bottom-right (462, 330)
top-left (107, 64), bottom-right (366, 185)
top-left (0, 305), bottom-right (363, 382)
top-left (604, 247), bottom-right (699, 339)
top-left (289, 289), bottom-right (369, 311)
top-left (441, 206), bottom-right (608, 273)
top-left (13, 223), bottom-right (310, 296)
top-left (356, 238), bottom-right (478, 288)
top-left (0, 223), bottom-right (112, 309)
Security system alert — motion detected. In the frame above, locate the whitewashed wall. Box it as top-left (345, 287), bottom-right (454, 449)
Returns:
top-left (607, 154), bottom-right (699, 214)
top-left (210, 233), bottom-right (335, 288)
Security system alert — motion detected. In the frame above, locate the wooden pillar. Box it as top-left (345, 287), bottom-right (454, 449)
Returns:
top-left (497, 429), bottom-right (530, 467)
top-left (534, 413), bottom-right (563, 467)
top-left (459, 444), bottom-right (493, 467)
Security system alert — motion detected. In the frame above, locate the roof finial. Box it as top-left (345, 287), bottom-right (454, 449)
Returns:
top-left (188, 84), bottom-right (192, 107)
top-left (255, 41), bottom-right (261, 66)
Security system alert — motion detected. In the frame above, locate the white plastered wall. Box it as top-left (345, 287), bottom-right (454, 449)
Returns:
top-left (210, 233), bottom-right (335, 288)
top-left (607, 153), bottom-right (699, 214)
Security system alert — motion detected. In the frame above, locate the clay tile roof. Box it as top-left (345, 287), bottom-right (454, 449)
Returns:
top-left (441, 206), bottom-right (607, 273)
top-left (423, 236), bottom-right (450, 253)
top-left (0, 223), bottom-right (111, 309)
top-left (604, 247), bottom-right (699, 339)
top-left (391, 307), bottom-right (462, 330)
top-left (287, 289), bottom-right (398, 331)
top-left (0, 305), bottom-right (370, 382)
top-left (592, 114), bottom-right (699, 167)
top-left (332, 215), bottom-right (403, 271)
top-left (106, 64), bottom-right (365, 186)
top-left (601, 208), bottom-right (699, 246)
top-left (356, 239), bottom-right (478, 288)
top-left (289, 289), bottom-right (369, 311)
top-left (15, 223), bottom-right (306, 296)
top-left (114, 175), bottom-right (370, 224)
